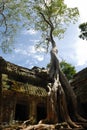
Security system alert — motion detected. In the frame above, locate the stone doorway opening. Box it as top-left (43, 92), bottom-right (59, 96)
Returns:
top-left (15, 103), bottom-right (29, 121)
top-left (81, 103), bottom-right (87, 119)
top-left (37, 103), bottom-right (47, 122)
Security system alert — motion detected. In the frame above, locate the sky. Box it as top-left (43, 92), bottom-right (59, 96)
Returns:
top-left (0, 0), bottom-right (87, 72)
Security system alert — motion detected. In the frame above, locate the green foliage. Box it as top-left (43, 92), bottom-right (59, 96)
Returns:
top-left (60, 60), bottom-right (76, 80)
top-left (0, 0), bottom-right (79, 53)
top-left (0, 0), bottom-right (30, 53)
top-left (28, 0), bottom-right (79, 48)
top-left (47, 60), bottom-right (76, 80)
top-left (79, 22), bottom-right (87, 40)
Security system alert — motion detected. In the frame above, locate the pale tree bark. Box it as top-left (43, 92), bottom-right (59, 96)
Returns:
top-left (43, 45), bottom-right (81, 128)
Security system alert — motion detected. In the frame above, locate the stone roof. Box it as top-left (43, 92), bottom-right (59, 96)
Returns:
top-left (0, 57), bottom-right (49, 97)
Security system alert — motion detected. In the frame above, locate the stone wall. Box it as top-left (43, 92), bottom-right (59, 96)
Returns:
top-left (0, 57), bottom-right (48, 123)
top-left (0, 57), bottom-right (87, 123)
top-left (71, 67), bottom-right (87, 118)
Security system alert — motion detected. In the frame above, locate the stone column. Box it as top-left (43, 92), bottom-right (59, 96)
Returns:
top-left (29, 99), bottom-right (37, 124)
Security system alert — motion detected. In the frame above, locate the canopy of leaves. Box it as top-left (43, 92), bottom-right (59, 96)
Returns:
top-left (60, 60), bottom-right (76, 80)
top-left (0, 0), bottom-right (30, 53)
top-left (0, 0), bottom-right (79, 53)
top-left (28, 0), bottom-right (79, 50)
top-left (79, 22), bottom-right (87, 40)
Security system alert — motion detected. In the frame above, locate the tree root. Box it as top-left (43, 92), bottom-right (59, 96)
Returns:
top-left (66, 118), bottom-right (82, 128)
top-left (75, 113), bottom-right (87, 122)
top-left (17, 122), bottom-right (74, 130)
top-left (17, 123), bottom-right (55, 130)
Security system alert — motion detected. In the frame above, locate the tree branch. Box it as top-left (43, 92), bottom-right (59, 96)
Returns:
top-left (1, 13), bottom-right (7, 33)
top-left (39, 12), bottom-right (52, 27)
top-left (40, 12), bottom-right (56, 48)
top-left (43, 0), bottom-right (49, 12)
top-left (0, 1), bottom-right (7, 33)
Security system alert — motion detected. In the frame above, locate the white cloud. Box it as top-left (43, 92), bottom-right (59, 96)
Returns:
top-left (30, 39), bottom-right (39, 43)
top-left (15, 48), bottom-right (30, 56)
top-left (15, 45), bottom-right (36, 55)
top-left (25, 60), bottom-right (34, 68)
top-left (64, 0), bottom-right (87, 71)
top-left (23, 29), bottom-right (37, 35)
top-left (34, 55), bottom-right (44, 61)
top-left (36, 47), bottom-right (46, 53)
top-left (14, 45), bottom-right (44, 63)
top-left (28, 45), bottom-right (36, 54)
top-left (75, 39), bottom-right (87, 66)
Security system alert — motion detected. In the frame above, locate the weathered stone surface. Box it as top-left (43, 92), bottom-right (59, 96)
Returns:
top-left (0, 57), bottom-right (50, 88)
top-left (71, 68), bottom-right (87, 119)
top-left (71, 68), bottom-right (87, 103)
top-left (0, 57), bottom-right (87, 125)
top-left (0, 57), bottom-right (48, 123)
top-left (1, 74), bottom-right (47, 97)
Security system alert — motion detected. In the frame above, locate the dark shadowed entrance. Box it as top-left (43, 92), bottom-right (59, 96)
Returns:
top-left (37, 103), bottom-right (47, 122)
top-left (81, 103), bottom-right (87, 119)
top-left (15, 103), bottom-right (29, 121)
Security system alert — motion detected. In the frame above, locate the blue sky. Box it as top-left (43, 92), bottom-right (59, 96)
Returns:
top-left (0, 0), bottom-right (87, 72)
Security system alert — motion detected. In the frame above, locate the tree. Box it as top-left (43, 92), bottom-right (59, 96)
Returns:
top-left (47, 60), bottom-right (76, 80)
top-left (60, 60), bottom-right (76, 80)
top-left (0, 0), bottom-right (87, 129)
top-left (0, 0), bottom-right (30, 53)
top-left (79, 22), bottom-right (87, 40)
top-left (0, 0), bottom-right (79, 52)
top-left (25, 0), bottom-right (86, 128)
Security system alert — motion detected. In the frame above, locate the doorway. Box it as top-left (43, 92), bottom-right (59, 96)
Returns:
top-left (81, 103), bottom-right (87, 119)
top-left (15, 103), bottom-right (29, 121)
top-left (37, 103), bottom-right (47, 122)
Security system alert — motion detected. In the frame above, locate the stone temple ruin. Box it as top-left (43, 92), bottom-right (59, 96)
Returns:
top-left (71, 68), bottom-right (87, 119)
top-left (0, 57), bottom-right (87, 125)
top-left (0, 57), bottom-right (49, 124)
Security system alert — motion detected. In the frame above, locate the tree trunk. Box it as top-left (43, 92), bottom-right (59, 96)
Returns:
top-left (39, 45), bottom-right (86, 128)
top-left (59, 69), bottom-right (87, 122)
top-left (35, 10), bottom-right (87, 129)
